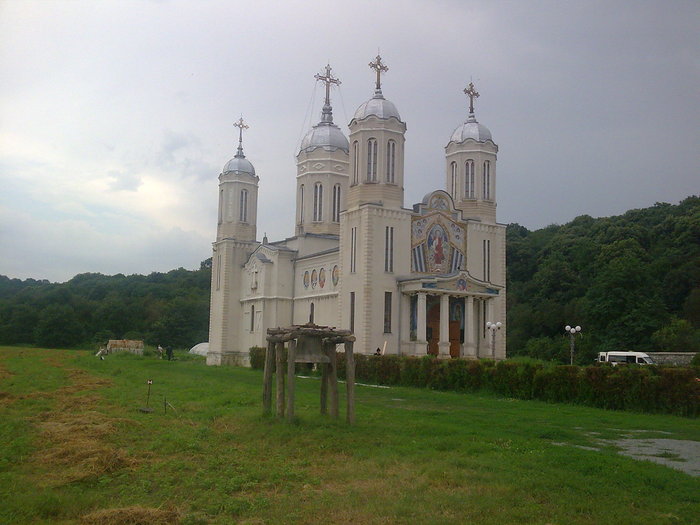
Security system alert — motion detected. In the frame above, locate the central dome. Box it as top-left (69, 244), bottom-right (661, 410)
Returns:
top-left (300, 121), bottom-right (349, 153)
top-left (353, 92), bottom-right (401, 121)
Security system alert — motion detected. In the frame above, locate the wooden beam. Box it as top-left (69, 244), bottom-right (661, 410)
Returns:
top-left (345, 341), bottom-right (356, 424)
top-left (286, 339), bottom-right (297, 422)
top-left (320, 361), bottom-right (329, 415)
top-left (328, 343), bottom-right (339, 419)
top-left (262, 340), bottom-right (275, 415)
top-left (275, 342), bottom-right (285, 418)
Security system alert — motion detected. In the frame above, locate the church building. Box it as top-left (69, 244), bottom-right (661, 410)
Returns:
top-left (206, 56), bottom-right (506, 366)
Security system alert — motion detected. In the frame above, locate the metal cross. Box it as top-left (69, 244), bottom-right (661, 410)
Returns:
top-left (233, 116), bottom-right (249, 145)
top-left (463, 82), bottom-right (479, 114)
top-left (314, 64), bottom-right (341, 107)
top-left (369, 54), bottom-right (389, 91)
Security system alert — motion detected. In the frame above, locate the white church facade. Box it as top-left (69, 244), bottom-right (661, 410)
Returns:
top-left (207, 56), bottom-right (506, 366)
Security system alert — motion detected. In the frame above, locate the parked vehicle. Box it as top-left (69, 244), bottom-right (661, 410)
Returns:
top-left (598, 351), bottom-right (655, 365)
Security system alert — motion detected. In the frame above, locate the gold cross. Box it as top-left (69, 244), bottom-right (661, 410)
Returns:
top-left (314, 64), bottom-right (341, 106)
top-left (233, 117), bottom-right (249, 146)
top-left (369, 54), bottom-right (389, 91)
top-left (463, 82), bottom-right (479, 114)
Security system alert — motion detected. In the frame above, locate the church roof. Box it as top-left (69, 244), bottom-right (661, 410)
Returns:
top-left (300, 64), bottom-right (349, 154)
top-left (448, 81), bottom-right (494, 145)
top-left (352, 54), bottom-right (402, 122)
top-left (223, 117), bottom-right (256, 175)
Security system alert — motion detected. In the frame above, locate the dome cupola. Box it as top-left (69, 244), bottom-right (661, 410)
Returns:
top-left (299, 64), bottom-right (349, 153)
top-left (223, 117), bottom-right (256, 175)
top-left (448, 82), bottom-right (494, 145)
top-left (352, 55), bottom-right (402, 122)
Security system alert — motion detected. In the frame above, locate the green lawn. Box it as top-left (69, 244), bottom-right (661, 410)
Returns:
top-left (0, 346), bottom-right (698, 524)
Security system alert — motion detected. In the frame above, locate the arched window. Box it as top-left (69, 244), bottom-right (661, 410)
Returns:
top-left (450, 161), bottom-right (458, 198)
top-left (386, 140), bottom-right (396, 183)
top-left (483, 161), bottom-right (491, 200)
top-left (367, 138), bottom-right (378, 182)
top-left (299, 185), bottom-right (304, 224)
top-left (309, 302), bottom-right (315, 324)
top-left (465, 160), bottom-right (475, 198)
top-left (239, 189), bottom-right (248, 222)
top-left (313, 182), bottom-right (323, 221)
top-left (332, 184), bottom-right (341, 223)
top-left (352, 141), bottom-right (359, 184)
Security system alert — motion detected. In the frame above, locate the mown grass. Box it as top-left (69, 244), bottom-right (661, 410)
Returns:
top-left (0, 346), bottom-right (698, 524)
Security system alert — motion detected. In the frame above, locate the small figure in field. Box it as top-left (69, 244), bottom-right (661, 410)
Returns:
top-left (157, 345), bottom-right (164, 359)
top-left (95, 347), bottom-right (106, 360)
top-left (166, 347), bottom-right (173, 361)
top-left (375, 348), bottom-right (381, 356)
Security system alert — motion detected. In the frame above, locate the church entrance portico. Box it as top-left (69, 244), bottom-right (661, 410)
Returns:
top-left (399, 272), bottom-right (502, 359)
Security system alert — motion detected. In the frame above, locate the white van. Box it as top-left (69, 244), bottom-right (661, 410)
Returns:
top-left (598, 351), bottom-right (655, 365)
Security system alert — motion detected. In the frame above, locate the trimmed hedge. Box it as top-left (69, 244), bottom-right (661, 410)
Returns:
top-left (249, 348), bottom-right (700, 417)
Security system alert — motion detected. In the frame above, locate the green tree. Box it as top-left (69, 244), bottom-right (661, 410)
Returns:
top-left (34, 304), bottom-right (84, 348)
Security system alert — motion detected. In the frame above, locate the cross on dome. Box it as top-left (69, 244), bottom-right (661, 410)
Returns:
top-left (314, 64), bottom-right (341, 107)
top-left (233, 117), bottom-right (249, 157)
top-left (463, 82), bottom-right (480, 115)
top-left (369, 54), bottom-right (389, 92)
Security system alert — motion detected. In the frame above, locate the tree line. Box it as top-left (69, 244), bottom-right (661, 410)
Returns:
top-left (0, 197), bottom-right (698, 360)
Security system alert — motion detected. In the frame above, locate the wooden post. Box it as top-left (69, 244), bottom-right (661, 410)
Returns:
top-left (275, 342), bottom-right (285, 418)
top-left (320, 361), bottom-right (329, 415)
top-left (286, 339), bottom-right (297, 422)
top-left (328, 344), bottom-right (339, 419)
top-left (345, 341), bottom-right (355, 424)
top-left (263, 340), bottom-right (275, 415)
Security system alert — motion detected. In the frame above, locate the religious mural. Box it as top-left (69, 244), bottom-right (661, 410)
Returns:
top-left (411, 191), bottom-right (465, 274)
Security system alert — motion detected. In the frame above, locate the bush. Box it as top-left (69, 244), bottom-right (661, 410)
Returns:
top-left (249, 347), bottom-right (266, 370)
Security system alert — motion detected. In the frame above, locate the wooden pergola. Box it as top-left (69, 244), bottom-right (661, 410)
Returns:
top-left (263, 324), bottom-right (356, 424)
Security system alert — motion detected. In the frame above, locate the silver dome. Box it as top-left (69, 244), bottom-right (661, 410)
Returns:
top-left (223, 154), bottom-right (255, 176)
top-left (353, 91), bottom-right (401, 121)
top-left (449, 114), bottom-right (493, 144)
top-left (300, 122), bottom-right (349, 153)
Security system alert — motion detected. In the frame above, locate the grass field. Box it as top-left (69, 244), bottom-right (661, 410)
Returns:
top-left (1, 346), bottom-right (698, 524)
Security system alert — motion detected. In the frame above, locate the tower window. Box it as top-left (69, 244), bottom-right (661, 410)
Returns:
top-left (465, 160), bottom-right (475, 198)
top-left (218, 189), bottom-right (223, 224)
top-left (239, 189), bottom-right (248, 222)
top-left (367, 138), bottom-right (377, 182)
top-left (350, 227), bottom-right (357, 273)
top-left (483, 239), bottom-right (491, 282)
top-left (384, 226), bottom-right (394, 272)
top-left (352, 141), bottom-right (359, 185)
top-left (313, 182), bottom-right (323, 221)
top-left (483, 161), bottom-right (491, 200)
top-left (350, 292), bottom-right (355, 332)
top-left (450, 161), bottom-right (458, 198)
top-left (250, 304), bottom-right (255, 332)
top-left (384, 292), bottom-right (392, 333)
top-left (299, 184), bottom-right (304, 224)
top-left (332, 184), bottom-right (341, 223)
top-left (386, 140), bottom-right (396, 183)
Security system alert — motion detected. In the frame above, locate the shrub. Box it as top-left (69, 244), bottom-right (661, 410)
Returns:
top-left (249, 347), bottom-right (266, 370)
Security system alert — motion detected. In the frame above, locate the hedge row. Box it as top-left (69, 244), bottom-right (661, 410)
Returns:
top-left (249, 348), bottom-right (700, 417)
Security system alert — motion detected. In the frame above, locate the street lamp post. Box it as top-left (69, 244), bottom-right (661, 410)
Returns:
top-left (486, 321), bottom-right (502, 358)
top-left (565, 325), bottom-right (582, 365)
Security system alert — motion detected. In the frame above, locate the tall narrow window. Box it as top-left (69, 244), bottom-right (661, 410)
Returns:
top-left (299, 185), bottom-right (304, 224)
top-left (313, 182), bottom-right (323, 221)
top-left (384, 292), bottom-right (392, 333)
top-left (216, 254), bottom-right (221, 290)
top-left (465, 160), bottom-right (475, 198)
top-left (483, 161), bottom-right (491, 200)
top-left (367, 138), bottom-right (377, 181)
top-left (386, 140), bottom-right (396, 183)
top-left (239, 189), bottom-right (248, 222)
top-left (352, 141), bottom-right (359, 184)
top-left (309, 303), bottom-right (315, 324)
top-left (350, 227), bottom-right (357, 273)
top-left (332, 184), bottom-right (341, 222)
top-left (250, 304), bottom-right (255, 332)
top-left (218, 189), bottom-right (223, 224)
top-left (483, 239), bottom-right (491, 281)
top-left (384, 226), bottom-right (394, 272)
top-left (350, 292), bottom-right (356, 332)
top-left (450, 161), bottom-right (458, 198)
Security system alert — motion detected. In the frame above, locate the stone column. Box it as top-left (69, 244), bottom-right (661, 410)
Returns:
top-left (464, 296), bottom-right (476, 358)
top-left (438, 294), bottom-right (450, 358)
top-left (416, 292), bottom-right (427, 349)
top-left (400, 293), bottom-right (411, 349)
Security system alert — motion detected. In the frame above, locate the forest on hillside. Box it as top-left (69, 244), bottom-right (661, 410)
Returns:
top-left (0, 197), bottom-right (698, 361)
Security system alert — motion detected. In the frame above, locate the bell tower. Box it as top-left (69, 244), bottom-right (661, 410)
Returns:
top-left (445, 82), bottom-right (498, 224)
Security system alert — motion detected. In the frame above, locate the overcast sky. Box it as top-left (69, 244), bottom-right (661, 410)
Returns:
top-left (1, 0), bottom-right (698, 283)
